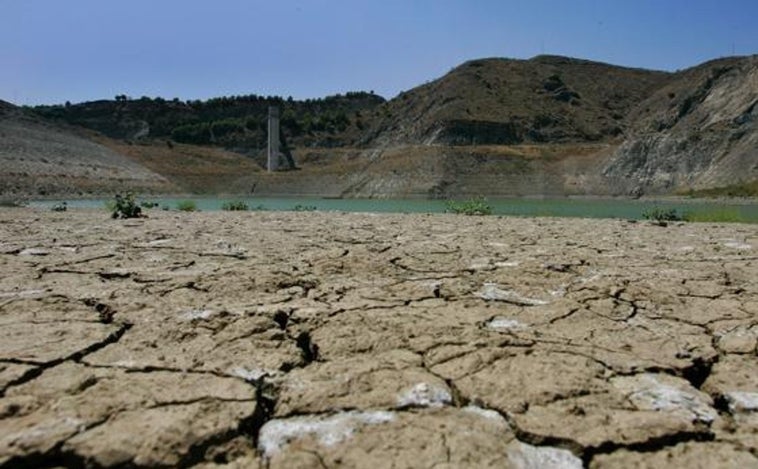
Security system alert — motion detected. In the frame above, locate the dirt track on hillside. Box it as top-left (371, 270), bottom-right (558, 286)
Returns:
top-left (1, 209), bottom-right (756, 468)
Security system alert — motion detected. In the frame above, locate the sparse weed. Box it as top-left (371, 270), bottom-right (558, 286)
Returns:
top-left (176, 200), bottom-right (198, 212)
top-left (111, 193), bottom-right (143, 219)
top-left (445, 197), bottom-right (492, 216)
top-left (51, 201), bottom-right (68, 212)
top-left (293, 204), bottom-right (317, 212)
top-left (642, 207), bottom-right (683, 225)
top-left (221, 200), bottom-right (249, 211)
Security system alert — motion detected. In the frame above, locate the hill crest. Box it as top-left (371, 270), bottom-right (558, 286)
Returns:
top-left (363, 54), bottom-right (672, 146)
top-left (4, 54), bottom-right (757, 198)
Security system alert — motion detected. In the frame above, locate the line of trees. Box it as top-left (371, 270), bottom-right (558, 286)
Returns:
top-left (31, 90), bottom-right (384, 147)
top-left (169, 109), bottom-right (353, 145)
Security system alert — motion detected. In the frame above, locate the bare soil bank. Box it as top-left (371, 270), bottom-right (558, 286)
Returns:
top-left (0, 113), bottom-right (175, 199)
top-left (1, 209), bottom-right (757, 468)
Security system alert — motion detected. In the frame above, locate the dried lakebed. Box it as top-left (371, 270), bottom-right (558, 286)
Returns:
top-left (0, 208), bottom-right (756, 468)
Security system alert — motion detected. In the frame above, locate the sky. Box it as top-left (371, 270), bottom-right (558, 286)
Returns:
top-left (2, 0), bottom-right (757, 105)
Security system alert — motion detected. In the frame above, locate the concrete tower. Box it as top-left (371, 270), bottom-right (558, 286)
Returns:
top-left (267, 106), bottom-right (280, 172)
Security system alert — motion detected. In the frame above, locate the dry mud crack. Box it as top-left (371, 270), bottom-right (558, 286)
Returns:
top-left (1, 208), bottom-right (757, 468)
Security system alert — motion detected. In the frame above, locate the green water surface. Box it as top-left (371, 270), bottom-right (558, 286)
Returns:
top-left (28, 196), bottom-right (758, 222)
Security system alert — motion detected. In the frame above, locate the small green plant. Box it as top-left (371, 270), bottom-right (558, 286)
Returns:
top-left (111, 193), bottom-right (143, 219)
top-left (221, 200), bottom-right (249, 211)
top-left (642, 207), bottom-right (684, 225)
top-left (140, 200), bottom-right (159, 209)
top-left (161, 204), bottom-right (171, 211)
top-left (176, 200), bottom-right (198, 212)
top-left (446, 197), bottom-right (492, 216)
top-left (293, 204), bottom-right (317, 212)
top-left (51, 201), bottom-right (68, 212)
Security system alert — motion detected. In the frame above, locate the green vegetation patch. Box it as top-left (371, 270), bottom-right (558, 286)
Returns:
top-left (176, 200), bottom-right (198, 212)
top-left (221, 200), bottom-right (249, 211)
top-left (642, 207), bottom-right (684, 223)
top-left (445, 197), bottom-right (492, 216)
top-left (33, 91), bottom-right (384, 149)
top-left (111, 193), bottom-right (143, 219)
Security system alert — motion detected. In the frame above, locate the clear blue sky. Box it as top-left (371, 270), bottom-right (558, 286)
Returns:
top-left (2, 0), bottom-right (757, 105)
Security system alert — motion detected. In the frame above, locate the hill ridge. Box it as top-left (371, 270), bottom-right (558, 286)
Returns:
top-left (2, 54), bottom-right (756, 198)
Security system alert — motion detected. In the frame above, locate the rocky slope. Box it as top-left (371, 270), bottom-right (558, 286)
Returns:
top-left (1, 209), bottom-right (757, 467)
top-left (603, 56), bottom-right (758, 195)
top-left (246, 144), bottom-right (613, 198)
top-left (356, 54), bottom-right (756, 197)
top-left (3, 54), bottom-right (757, 199)
top-left (0, 101), bottom-right (176, 199)
top-left (363, 56), bottom-right (671, 147)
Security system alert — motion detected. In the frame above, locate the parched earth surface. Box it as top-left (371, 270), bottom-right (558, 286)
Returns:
top-left (1, 208), bottom-right (757, 468)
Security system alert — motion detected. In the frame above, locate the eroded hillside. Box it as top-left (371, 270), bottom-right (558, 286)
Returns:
top-left (0, 101), bottom-right (175, 199)
top-left (3, 54), bottom-right (757, 198)
top-left (363, 56), bottom-right (671, 147)
top-left (604, 56), bottom-right (758, 195)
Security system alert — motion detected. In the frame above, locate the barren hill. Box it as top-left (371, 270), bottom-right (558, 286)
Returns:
top-left (363, 56), bottom-right (672, 146)
top-left (342, 55), bottom-right (757, 197)
top-left (604, 56), bottom-right (758, 195)
top-left (0, 101), bottom-right (176, 199)
top-left (3, 54), bottom-right (757, 199)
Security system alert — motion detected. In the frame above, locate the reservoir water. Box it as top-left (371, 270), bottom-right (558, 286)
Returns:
top-left (28, 196), bottom-right (758, 222)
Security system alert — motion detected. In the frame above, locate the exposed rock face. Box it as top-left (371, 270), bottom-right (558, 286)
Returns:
top-left (604, 56), bottom-right (758, 195)
top-left (1, 208), bottom-right (757, 467)
top-left (358, 54), bottom-right (756, 197)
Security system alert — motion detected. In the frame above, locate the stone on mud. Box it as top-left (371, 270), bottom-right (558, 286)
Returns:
top-left (507, 441), bottom-right (583, 469)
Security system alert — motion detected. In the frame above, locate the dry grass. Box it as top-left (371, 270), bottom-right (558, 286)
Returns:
top-left (95, 137), bottom-right (263, 193)
top-left (366, 56), bottom-right (671, 145)
top-left (683, 180), bottom-right (758, 198)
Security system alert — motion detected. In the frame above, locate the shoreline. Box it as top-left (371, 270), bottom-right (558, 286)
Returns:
top-left (16, 194), bottom-right (758, 224)
top-left (12, 191), bottom-right (758, 205)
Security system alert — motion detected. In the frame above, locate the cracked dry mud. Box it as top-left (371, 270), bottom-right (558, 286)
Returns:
top-left (0, 208), bottom-right (756, 468)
